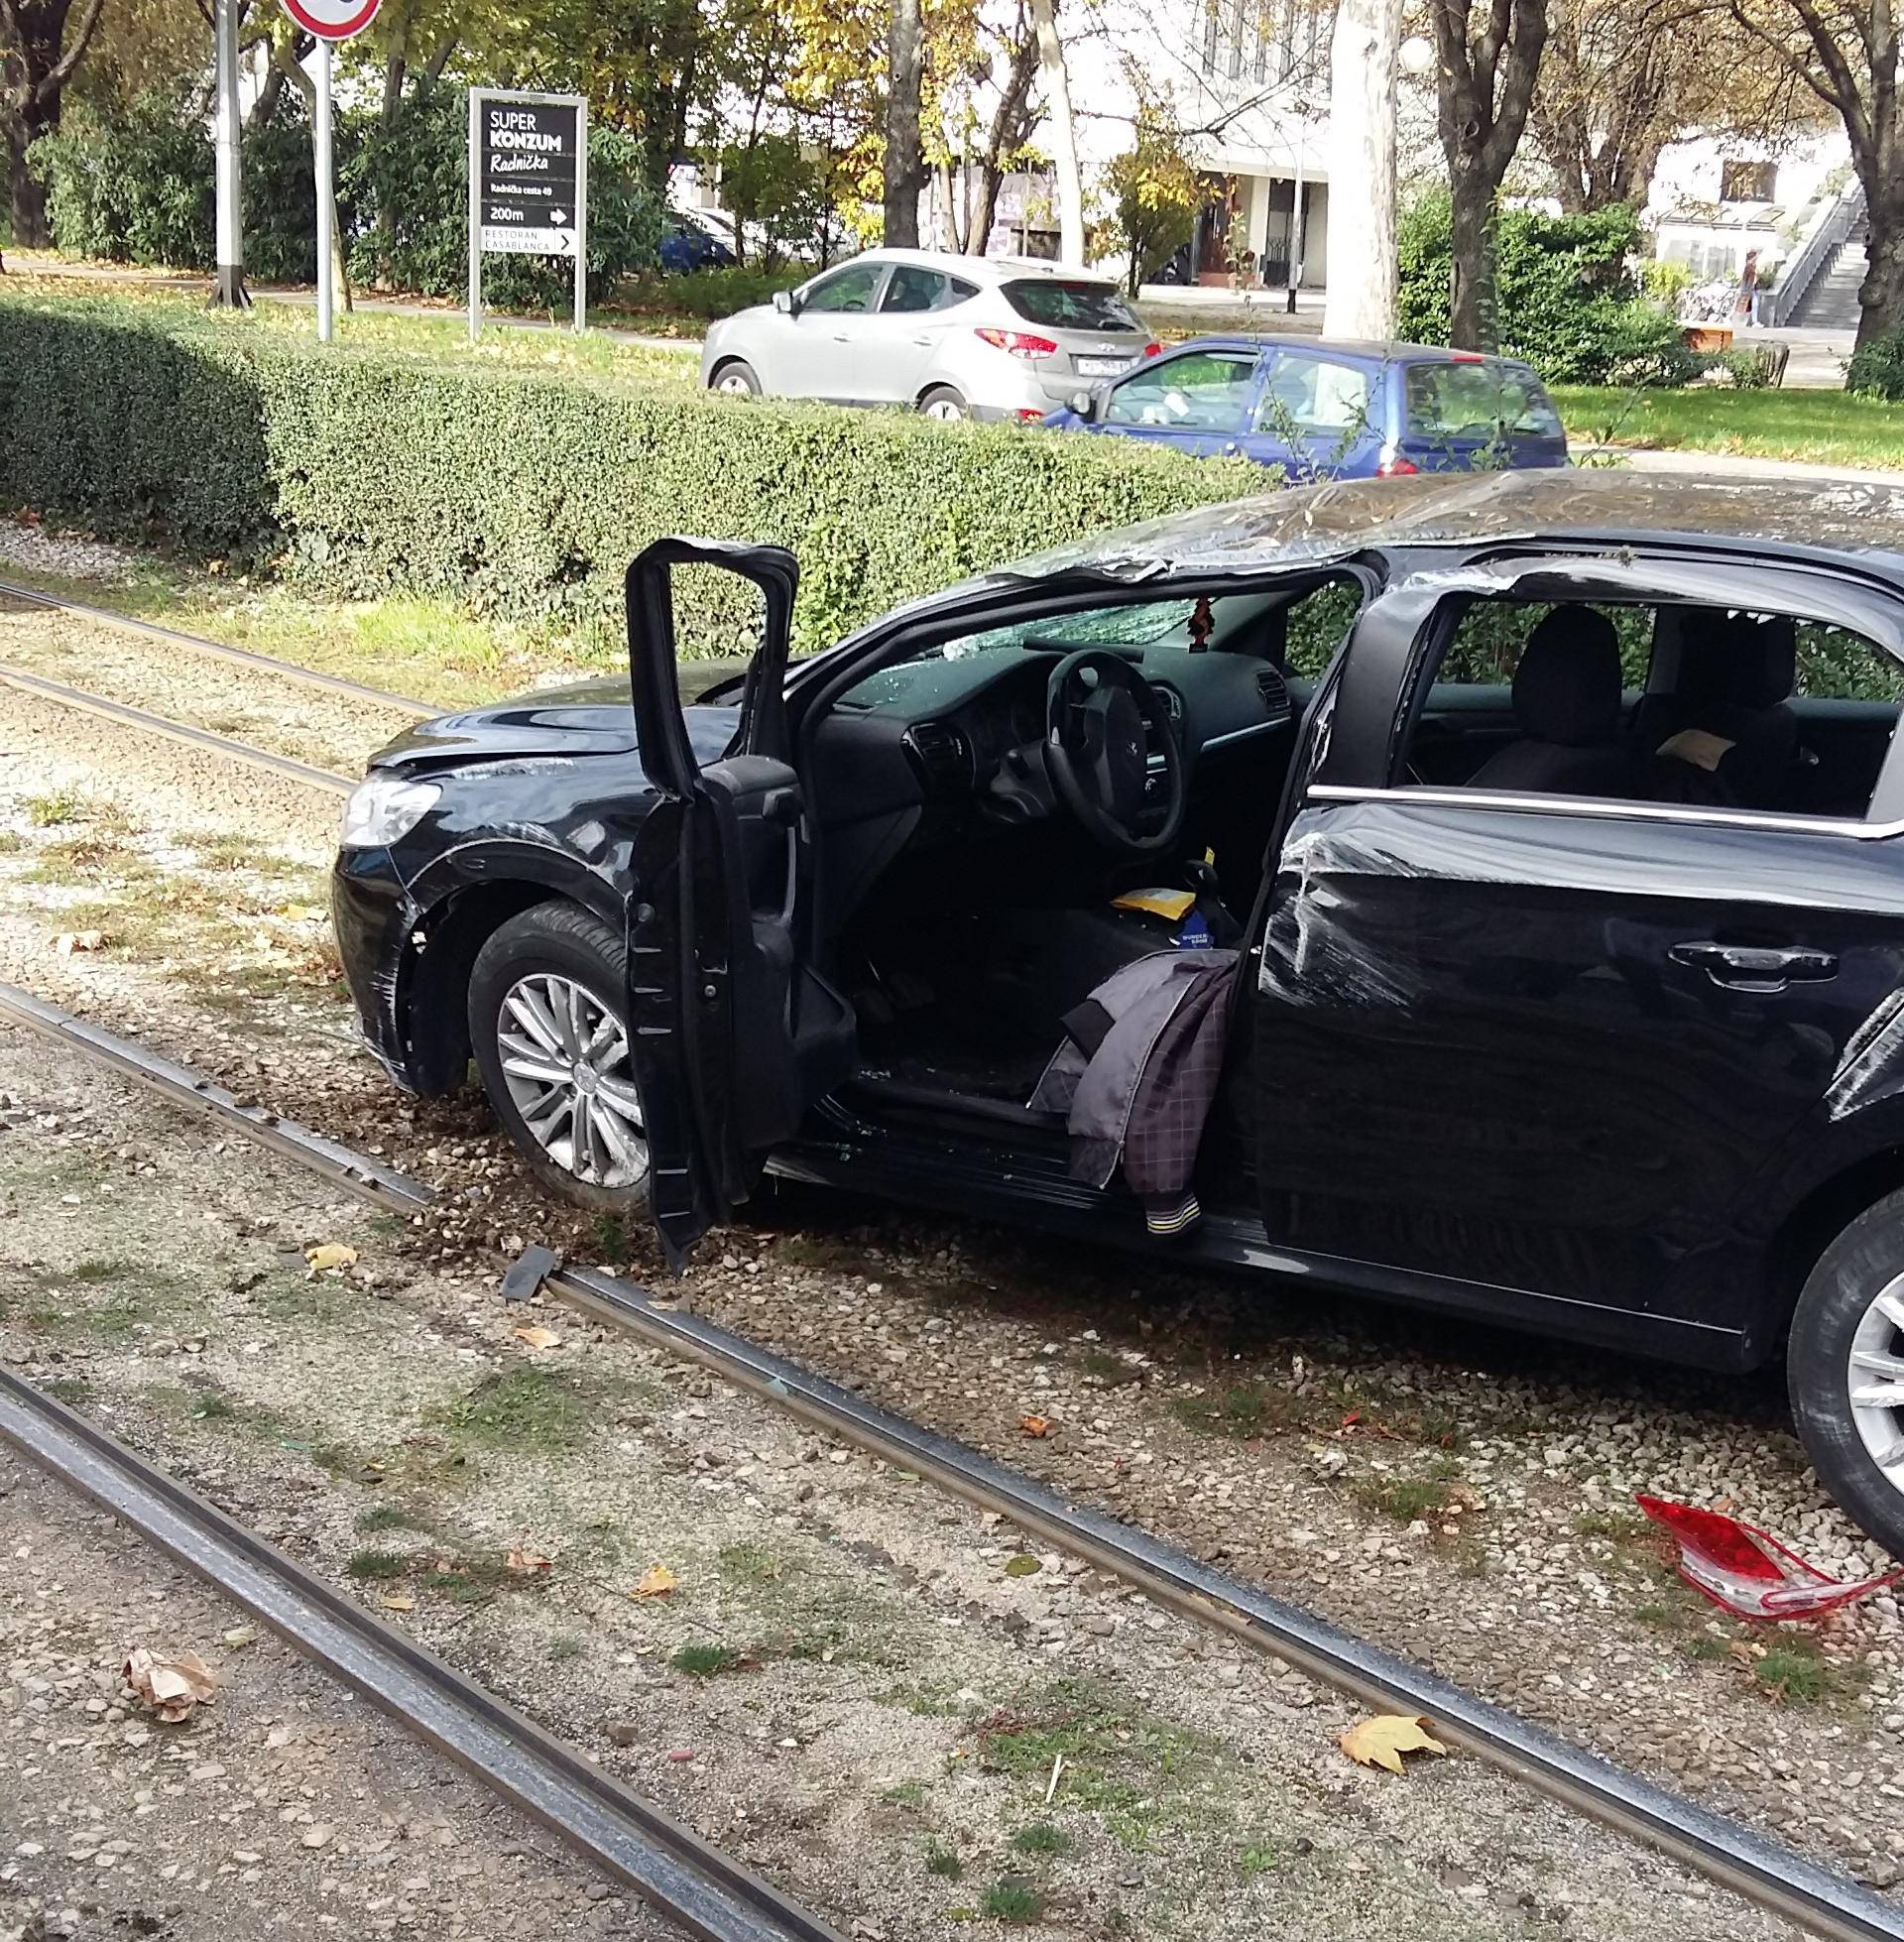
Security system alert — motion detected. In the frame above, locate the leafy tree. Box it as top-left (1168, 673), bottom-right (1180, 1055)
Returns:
top-left (1427, 0), bottom-right (1551, 347)
top-left (2, 0), bottom-right (108, 247)
top-left (717, 130), bottom-right (826, 264)
top-left (1102, 99), bottom-right (1197, 295)
top-left (1532, 0), bottom-right (1812, 213)
top-left (924, 0), bottom-right (1039, 253)
top-left (1729, 0), bottom-right (1904, 347)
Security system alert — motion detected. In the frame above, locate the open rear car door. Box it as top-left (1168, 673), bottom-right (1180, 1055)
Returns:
top-left (624, 538), bottom-right (854, 1268)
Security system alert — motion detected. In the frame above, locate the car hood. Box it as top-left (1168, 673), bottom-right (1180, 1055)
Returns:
top-left (371, 674), bottom-right (743, 772)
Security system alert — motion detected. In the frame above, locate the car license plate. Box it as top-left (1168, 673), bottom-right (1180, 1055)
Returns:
top-left (1076, 356), bottom-right (1132, 377)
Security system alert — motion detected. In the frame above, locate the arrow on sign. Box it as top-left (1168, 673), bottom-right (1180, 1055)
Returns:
top-left (550, 208), bottom-right (568, 224)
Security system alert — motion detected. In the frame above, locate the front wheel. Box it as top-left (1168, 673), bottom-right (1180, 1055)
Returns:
top-left (710, 359), bottom-right (761, 396)
top-left (467, 902), bottom-right (652, 1216)
top-left (1788, 1189), bottom-right (1904, 1562)
top-left (917, 386), bottom-right (969, 423)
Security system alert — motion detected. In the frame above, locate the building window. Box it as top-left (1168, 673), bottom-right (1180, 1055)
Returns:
top-left (1720, 160), bottom-right (1777, 203)
top-left (1202, 0), bottom-right (1221, 72)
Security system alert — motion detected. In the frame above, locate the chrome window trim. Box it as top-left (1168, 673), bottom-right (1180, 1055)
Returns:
top-left (1306, 782), bottom-right (1899, 842)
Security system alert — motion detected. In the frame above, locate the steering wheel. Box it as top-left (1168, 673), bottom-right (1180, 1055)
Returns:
top-left (1043, 649), bottom-right (1187, 856)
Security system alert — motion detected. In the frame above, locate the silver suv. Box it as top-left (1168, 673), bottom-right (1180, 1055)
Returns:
top-left (698, 249), bottom-right (1159, 422)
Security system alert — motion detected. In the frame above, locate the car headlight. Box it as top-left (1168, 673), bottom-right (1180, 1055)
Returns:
top-left (340, 774), bottom-right (441, 849)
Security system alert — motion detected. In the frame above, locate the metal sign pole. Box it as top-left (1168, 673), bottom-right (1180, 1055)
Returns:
top-left (573, 99), bottom-right (588, 335)
top-left (468, 89), bottom-right (484, 342)
top-left (315, 40), bottom-right (334, 343)
top-left (211, 0), bottom-right (249, 306)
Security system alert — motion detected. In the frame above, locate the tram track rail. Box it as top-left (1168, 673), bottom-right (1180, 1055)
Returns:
top-left (2, 975), bottom-right (1901, 1942)
top-left (0, 1368), bottom-right (847, 1942)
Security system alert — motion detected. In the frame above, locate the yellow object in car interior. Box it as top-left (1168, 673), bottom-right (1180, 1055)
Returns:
top-left (1112, 888), bottom-right (1198, 920)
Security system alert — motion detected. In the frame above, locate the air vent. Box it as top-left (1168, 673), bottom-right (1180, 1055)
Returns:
top-left (902, 720), bottom-right (974, 791)
top-left (1255, 665), bottom-right (1292, 720)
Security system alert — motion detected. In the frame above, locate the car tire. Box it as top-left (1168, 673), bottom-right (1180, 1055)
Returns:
top-left (709, 359), bottom-right (761, 396)
top-left (917, 386), bottom-right (969, 423)
top-left (1788, 1188), bottom-right (1904, 1562)
top-left (467, 901), bottom-right (652, 1218)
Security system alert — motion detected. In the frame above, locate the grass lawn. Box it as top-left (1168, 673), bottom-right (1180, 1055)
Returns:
top-left (1555, 384), bottom-right (1904, 471)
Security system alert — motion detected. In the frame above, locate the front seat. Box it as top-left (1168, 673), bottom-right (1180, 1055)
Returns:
top-left (1637, 610), bottom-right (1799, 809)
top-left (1467, 608), bottom-right (1639, 798)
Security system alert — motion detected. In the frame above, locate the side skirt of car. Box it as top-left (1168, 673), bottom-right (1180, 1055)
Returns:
top-left (769, 1103), bottom-right (1766, 1375)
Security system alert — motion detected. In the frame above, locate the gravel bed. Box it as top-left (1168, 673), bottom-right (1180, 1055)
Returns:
top-left (0, 596), bottom-right (416, 777)
top-left (0, 1022), bottom-right (1798, 1942)
top-left (0, 1453), bottom-right (676, 1942)
top-left (2, 590), bottom-right (1902, 1908)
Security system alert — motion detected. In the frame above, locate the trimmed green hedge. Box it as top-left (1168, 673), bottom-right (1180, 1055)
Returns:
top-left (0, 297), bottom-right (1269, 653)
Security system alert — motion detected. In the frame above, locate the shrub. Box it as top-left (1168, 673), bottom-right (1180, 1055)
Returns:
top-left (344, 94), bottom-right (661, 311)
top-left (624, 263), bottom-right (805, 320)
top-left (0, 295), bottom-right (1269, 656)
top-left (1848, 325), bottom-right (1904, 402)
top-left (30, 87), bottom-right (659, 313)
top-left (1397, 196), bottom-right (1683, 385)
top-left (30, 92), bottom-right (215, 269)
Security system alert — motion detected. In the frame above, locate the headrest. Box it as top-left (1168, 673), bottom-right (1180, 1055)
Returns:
top-left (1512, 608), bottom-right (1621, 747)
top-left (1676, 609), bottom-right (1797, 713)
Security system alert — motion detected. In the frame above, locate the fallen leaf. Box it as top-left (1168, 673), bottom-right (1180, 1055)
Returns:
top-left (506, 1545), bottom-right (553, 1575)
top-left (513, 1324), bottom-right (561, 1350)
top-left (1018, 1414), bottom-right (1051, 1438)
top-left (220, 1626), bottom-right (257, 1649)
top-left (630, 1565), bottom-right (677, 1599)
top-left (123, 1647), bottom-right (219, 1723)
top-left (304, 1243), bottom-right (358, 1274)
top-left (1727, 1639), bottom-right (1760, 1667)
top-left (1338, 1714), bottom-right (1448, 1775)
top-left (1004, 1554), bottom-right (1042, 1578)
top-left (54, 929), bottom-right (106, 955)
top-left (278, 904), bottom-right (327, 923)
top-left (380, 1594), bottom-right (416, 1612)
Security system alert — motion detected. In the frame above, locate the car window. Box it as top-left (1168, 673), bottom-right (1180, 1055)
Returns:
top-left (802, 264), bottom-right (884, 314)
top-left (1255, 354), bottom-right (1372, 437)
top-left (1398, 593), bottom-right (1901, 819)
top-left (1404, 361), bottom-right (1563, 440)
top-left (882, 266), bottom-right (950, 313)
top-left (1002, 279), bottom-right (1142, 332)
top-left (1103, 351), bottom-right (1258, 430)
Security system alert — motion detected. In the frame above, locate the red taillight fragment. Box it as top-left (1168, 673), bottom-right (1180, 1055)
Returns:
top-left (1142, 340), bottom-right (1162, 358)
top-left (976, 327), bottom-right (1059, 359)
top-left (1376, 449), bottom-right (1418, 477)
top-left (1014, 407), bottom-right (1046, 422)
top-left (1635, 1494), bottom-right (1903, 1620)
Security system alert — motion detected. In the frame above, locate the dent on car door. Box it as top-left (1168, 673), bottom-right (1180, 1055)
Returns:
top-left (1250, 552), bottom-right (1904, 1351)
top-left (624, 537), bottom-right (855, 1266)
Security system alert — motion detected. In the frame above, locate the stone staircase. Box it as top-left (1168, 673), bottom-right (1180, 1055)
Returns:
top-left (1792, 224), bottom-right (1868, 329)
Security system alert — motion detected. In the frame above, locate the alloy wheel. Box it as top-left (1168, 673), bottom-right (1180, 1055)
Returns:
top-left (716, 372), bottom-right (755, 395)
top-left (921, 397), bottom-right (966, 422)
top-left (1848, 1271), bottom-right (1904, 1492)
top-left (495, 973), bottom-right (649, 1191)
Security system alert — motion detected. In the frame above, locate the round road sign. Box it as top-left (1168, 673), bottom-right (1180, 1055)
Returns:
top-left (280, 0), bottom-right (381, 41)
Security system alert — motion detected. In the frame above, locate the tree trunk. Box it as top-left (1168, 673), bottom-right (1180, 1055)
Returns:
top-left (1028, 0), bottom-right (1084, 264)
top-left (883, 0), bottom-right (923, 246)
top-left (1323, 0), bottom-right (1400, 338)
top-left (1448, 168), bottom-right (1492, 349)
top-left (1859, 195), bottom-right (1904, 349)
top-left (5, 103), bottom-right (49, 246)
top-left (381, 54), bottom-right (406, 126)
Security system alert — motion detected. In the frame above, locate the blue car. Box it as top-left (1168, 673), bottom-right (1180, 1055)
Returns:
top-left (1042, 334), bottom-right (1569, 478)
top-left (659, 217), bottom-right (737, 274)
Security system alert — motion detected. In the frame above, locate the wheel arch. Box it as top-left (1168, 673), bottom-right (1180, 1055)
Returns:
top-left (1766, 1145), bottom-right (1904, 1348)
top-left (397, 850), bottom-right (626, 1094)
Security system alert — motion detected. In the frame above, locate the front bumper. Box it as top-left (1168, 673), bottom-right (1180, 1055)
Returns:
top-left (331, 853), bottom-right (418, 1089)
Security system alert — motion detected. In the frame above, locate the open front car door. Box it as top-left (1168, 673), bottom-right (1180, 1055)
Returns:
top-left (624, 538), bottom-right (854, 1269)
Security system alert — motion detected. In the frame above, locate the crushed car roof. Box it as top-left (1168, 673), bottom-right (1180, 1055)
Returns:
top-left (999, 469), bottom-right (1904, 590)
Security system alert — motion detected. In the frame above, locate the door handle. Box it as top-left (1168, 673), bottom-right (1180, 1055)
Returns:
top-left (1669, 941), bottom-right (1840, 992)
top-left (911, 335), bottom-right (931, 347)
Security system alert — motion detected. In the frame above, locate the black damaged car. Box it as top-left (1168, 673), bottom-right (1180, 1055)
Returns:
top-left (333, 470), bottom-right (1904, 1559)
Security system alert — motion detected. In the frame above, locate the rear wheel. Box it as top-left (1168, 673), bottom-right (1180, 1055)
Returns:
top-left (710, 359), bottom-right (761, 396)
top-left (917, 385), bottom-right (969, 423)
top-left (467, 902), bottom-right (651, 1216)
top-left (1788, 1188), bottom-right (1904, 1561)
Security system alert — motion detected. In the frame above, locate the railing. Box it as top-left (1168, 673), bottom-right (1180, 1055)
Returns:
top-left (1766, 182), bottom-right (1864, 327)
